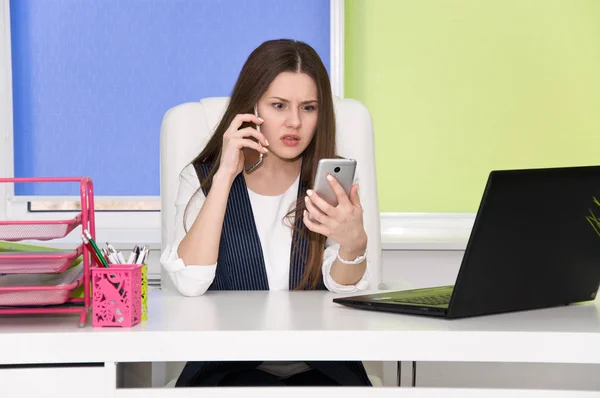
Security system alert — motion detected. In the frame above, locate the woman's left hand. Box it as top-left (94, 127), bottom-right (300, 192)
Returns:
top-left (303, 174), bottom-right (368, 251)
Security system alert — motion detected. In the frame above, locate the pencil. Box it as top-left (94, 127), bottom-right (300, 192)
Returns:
top-left (82, 230), bottom-right (109, 268)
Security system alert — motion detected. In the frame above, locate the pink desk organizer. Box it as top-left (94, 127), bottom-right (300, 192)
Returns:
top-left (92, 264), bottom-right (142, 327)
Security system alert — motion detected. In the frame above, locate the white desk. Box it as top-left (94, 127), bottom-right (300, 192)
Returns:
top-left (1, 290), bottom-right (600, 397)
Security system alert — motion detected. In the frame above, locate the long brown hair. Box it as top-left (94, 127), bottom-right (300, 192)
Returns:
top-left (186, 39), bottom-right (337, 290)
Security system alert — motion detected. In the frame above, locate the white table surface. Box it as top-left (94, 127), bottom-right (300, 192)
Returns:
top-left (1, 289), bottom-right (599, 366)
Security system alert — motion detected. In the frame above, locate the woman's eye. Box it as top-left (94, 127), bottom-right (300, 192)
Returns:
top-left (272, 103), bottom-right (285, 110)
top-left (303, 105), bottom-right (317, 112)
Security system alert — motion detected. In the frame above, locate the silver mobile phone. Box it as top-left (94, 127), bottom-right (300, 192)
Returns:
top-left (243, 104), bottom-right (264, 173)
top-left (313, 158), bottom-right (357, 207)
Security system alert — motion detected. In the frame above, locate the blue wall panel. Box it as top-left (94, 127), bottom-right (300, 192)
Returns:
top-left (10, 0), bottom-right (330, 195)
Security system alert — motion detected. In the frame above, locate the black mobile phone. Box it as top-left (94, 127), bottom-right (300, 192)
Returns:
top-left (243, 104), bottom-right (263, 173)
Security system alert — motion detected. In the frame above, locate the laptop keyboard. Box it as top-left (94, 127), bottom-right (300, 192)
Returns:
top-left (394, 294), bottom-right (451, 306)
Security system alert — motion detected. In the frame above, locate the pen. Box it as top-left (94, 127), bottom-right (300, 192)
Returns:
top-left (143, 245), bottom-right (150, 263)
top-left (106, 242), bottom-right (126, 264)
top-left (133, 245), bottom-right (141, 263)
top-left (126, 248), bottom-right (137, 264)
top-left (101, 247), bottom-right (112, 264)
top-left (135, 246), bottom-right (147, 264)
top-left (108, 252), bottom-right (119, 264)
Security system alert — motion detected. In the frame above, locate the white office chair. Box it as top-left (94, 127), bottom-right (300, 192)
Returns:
top-left (159, 97), bottom-right (383, 386)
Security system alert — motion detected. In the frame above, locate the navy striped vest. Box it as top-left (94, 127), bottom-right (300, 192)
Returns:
top-left (193, 162), bottom-right (325, 291)
top-left (175, 162), bottom-right (371, 387)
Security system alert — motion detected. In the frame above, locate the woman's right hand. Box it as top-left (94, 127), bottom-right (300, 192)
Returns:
top-left (217, 114), bottom-right (269, 179)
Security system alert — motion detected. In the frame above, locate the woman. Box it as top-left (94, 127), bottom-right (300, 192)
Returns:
top-left (161, 39), bottom-right (371, 387)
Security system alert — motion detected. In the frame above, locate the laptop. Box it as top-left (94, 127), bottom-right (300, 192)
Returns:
top-left (333, 165), bottom-right (600, 319)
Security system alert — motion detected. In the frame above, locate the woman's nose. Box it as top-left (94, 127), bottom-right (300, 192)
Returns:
top-left (285, 109), bottom-right (301, 128)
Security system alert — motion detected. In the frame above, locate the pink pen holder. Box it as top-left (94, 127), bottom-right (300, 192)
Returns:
top-left (92, 264), bottom-right (142, 327)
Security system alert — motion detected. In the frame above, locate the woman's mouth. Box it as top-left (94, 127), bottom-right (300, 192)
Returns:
top-left (281, 134), bottom-right (301, 147)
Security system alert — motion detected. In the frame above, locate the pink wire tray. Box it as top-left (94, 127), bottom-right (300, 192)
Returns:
top-left (0, 265), bottom-right (84, 306)
top-left (0, 177), bottom-right (94, 326)
top-left (0, 244), bottom-right (83, 274)
top-left (0, 214), bottom-right (82, 241)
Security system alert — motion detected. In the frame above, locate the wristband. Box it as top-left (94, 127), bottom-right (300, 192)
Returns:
top-left (336, 249), bottom-right (367, 265)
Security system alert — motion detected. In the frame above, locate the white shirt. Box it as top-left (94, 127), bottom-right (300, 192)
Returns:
top-left (159, 164), bottom-right (370, 378)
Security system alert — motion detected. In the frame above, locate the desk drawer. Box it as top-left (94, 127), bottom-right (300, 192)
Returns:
top-left (0, 364), bottom-right (106, 398)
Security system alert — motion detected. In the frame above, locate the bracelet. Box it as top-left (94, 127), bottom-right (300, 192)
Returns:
top-left (336, 249), bottom-right (367, 265)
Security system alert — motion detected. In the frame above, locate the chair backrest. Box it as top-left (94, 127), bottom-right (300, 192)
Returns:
top-left (160, 97), bottom-right (382, 292)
